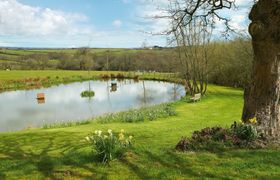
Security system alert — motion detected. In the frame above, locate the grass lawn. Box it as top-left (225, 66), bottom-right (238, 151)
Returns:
top-left (0, 83), bottom-right (279, 179)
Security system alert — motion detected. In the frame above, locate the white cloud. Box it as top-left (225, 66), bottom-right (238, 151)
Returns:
top-left (235, 0), bottom-right (252, 7)
top-left (113, 20), bottom-right (122, 27)
top-left (0, 0), bottom-right (93, 37)
top-left (134, 2), bottom-right (171, 34)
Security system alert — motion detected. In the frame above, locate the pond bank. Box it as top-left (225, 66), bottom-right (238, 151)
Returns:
top-left (0, 70), bottom-right (182, 92)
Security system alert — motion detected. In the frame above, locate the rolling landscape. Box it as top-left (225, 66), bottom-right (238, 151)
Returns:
top-left (0, 0), bottom-right (279, 179)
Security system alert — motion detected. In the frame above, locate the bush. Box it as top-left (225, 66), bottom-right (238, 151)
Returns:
top-left (110, 74), bottom-right (116, 79)
top-left (116, 73), bottom-right (125, 79)
top-left (81, 90), bottom-right (95, 98)
top-left (86, 129), bottom-right (133, 163)
top-left (176, 120), bottom-right (262, 152)
top-left (101, 74), bottom-right (110, 79)
top-left (176, 127), bottom-right (233, 151)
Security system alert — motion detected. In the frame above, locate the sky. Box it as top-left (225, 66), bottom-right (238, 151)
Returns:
top-left (0, 0), bottom-right (253, 48)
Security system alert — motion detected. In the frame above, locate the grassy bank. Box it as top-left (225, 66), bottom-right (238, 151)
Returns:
top-left (0, 70), bottom-right (178, 92)
top-left (0, 85), bottom-right (279, 179)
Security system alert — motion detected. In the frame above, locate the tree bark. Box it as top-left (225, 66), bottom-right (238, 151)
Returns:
top-left (242, 0), bottom-right (280, 137)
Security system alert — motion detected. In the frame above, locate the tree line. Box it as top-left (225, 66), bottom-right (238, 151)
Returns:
top-left (0, 38), bottom-right (253, 88)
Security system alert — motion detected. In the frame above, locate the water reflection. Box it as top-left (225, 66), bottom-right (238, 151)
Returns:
top-left (110, 82), bottom-right (117, 92)
top-left (0, 80), bottom-right (185, 132)
top-left (137, 81), bottom-right (155, 105)
top-left (37, 98), bottom-right (45, 104)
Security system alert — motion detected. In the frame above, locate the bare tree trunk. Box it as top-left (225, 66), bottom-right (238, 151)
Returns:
top-left (242, 0), bottom-right (280, 137)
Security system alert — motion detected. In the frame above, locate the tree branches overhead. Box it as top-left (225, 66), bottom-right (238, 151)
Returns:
top-left (157, 0), bottom-right (236, 35)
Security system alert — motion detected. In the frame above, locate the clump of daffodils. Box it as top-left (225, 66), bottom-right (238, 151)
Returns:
top-left (233, 117), bottom-right (259, 142)
top-left (238, 117), bottom-right (257, 125)
top-left (85, 129), bottom-right (133, 163)
top-left (249, 117), bottom-right (257, 124)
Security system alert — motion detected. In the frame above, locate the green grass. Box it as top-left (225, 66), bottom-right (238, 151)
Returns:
top-left (0, 70), bottom-right (177, 92)
top-left (0, 84), bottom-right (279, 179)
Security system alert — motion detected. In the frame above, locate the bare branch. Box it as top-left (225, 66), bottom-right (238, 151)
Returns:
top-left (155, 0), bottom-right (236, 35)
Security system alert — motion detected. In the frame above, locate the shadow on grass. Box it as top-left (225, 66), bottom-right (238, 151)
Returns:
top-left (119, 147), bottom-right (280, 179)
top-left (0, 131), bottom-right (280, 179)
top-left (0, 131), bottom-right (104, 179)
top-left (117, 147), bottom-right (212, 179)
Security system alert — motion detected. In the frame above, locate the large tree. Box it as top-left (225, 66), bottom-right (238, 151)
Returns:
top-left (243, 0), bottom-right (280, 137)
top-left (163, 0), bottom-right (280, 138)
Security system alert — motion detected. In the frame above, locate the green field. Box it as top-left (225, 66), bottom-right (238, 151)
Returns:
top-left (0, 79), bottom-right (279, 179)
top-left (0, 48), bottom-right (174, 70)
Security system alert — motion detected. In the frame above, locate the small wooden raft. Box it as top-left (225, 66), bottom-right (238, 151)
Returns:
top-left (111, 83), bottom-right (117, 92)
top-left (37, 93), bottom-right (45, 99)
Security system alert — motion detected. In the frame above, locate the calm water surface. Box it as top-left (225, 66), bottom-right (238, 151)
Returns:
top-left (0, 79), bottom-right (185, 132)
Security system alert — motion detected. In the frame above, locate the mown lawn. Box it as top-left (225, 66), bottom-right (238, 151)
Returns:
top-left (0, 84), bottom-right (279, 179)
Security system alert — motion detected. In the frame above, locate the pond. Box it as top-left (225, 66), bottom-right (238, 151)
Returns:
top-left (0, 79), bottom-right (185, 132)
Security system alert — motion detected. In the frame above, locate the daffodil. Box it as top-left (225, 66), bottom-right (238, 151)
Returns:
top-left (129, 135), bottom-right (133, 140)
top-left (119, 133), bottom-right (124, 141)
top-left (104, 135), bottom-right (108, 139)
top-left (121, 129), bottom-right (125, 133)
top-left (85, 136), bottom-right (90, 141)
top-left (249, 117), bottom-right (257, 124)
top-left (108, 129), bottom-right (113, 136)
top-left (94, 130), bottom-right (98, 135)
top-left (98, 130), bottom-right (102, 137)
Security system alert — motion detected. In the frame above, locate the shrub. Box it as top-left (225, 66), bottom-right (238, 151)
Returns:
top-left (81, 90), bottom-right (95, 98)
top-left (116, 73), bottom-right (125, 79)
top-left (176, 120), bottom-right (262, 152)
top-left (176, 128), bottom-right (230, 152)
top-left (86, 129), bottom-right (133, 163)
top-left (101, 74), bottom-right (110, 79)
top-left (110, 74), bottom-right (116, 79)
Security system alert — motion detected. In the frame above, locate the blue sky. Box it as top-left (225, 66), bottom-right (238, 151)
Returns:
top-left (0, 0), bottom-right (252, 48)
